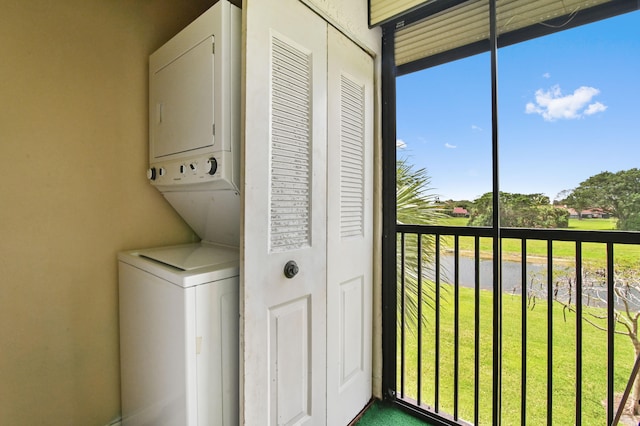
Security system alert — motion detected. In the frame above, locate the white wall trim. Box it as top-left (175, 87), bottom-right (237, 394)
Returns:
top-left (299, 0), bottom-right (378, 58)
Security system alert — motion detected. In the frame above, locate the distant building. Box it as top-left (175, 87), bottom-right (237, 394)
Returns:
top-left (566, 207), bottom-right (610, 219)
top-left (581, 208), bottom-right (610, 219)
top-left (452, 207), bottom-right (469, 217)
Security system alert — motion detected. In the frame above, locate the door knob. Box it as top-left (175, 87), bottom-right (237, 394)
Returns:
top-left (283, 260), bottom-right (299, 279)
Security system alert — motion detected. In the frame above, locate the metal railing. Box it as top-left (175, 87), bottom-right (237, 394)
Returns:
top-left (393, 224), bottom-right (640, 425)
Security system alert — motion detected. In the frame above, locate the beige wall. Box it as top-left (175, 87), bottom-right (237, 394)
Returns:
top-left (0, 1), bottom-right (217, 424)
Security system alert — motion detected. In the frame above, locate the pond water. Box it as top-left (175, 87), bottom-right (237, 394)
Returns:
top-left (419, 255), bottom-right (640, 310)
top-left (431, 255), bottom-right (547, 294)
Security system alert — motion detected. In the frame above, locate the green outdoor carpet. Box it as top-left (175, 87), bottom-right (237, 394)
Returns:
top-left (355, 401), bottom-right (433, 425)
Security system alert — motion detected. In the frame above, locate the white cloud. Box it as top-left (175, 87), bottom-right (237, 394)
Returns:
top-left (471, 125), bottom-right (482, 131)
top-left (543, 72), bottom-right (551, 79)
top-left (585, 101), bottom-right (608, 115)
top-left (445, 143), bottom-right (457, 149)
top-left (525, 85), bottom-right (607, 121)
top-left (396, 139), bottom-right (407, 149)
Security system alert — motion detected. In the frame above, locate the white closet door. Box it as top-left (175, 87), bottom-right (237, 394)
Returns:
top-left (242, 0), bottom-right (327, 425)
top-left (326, 26), bottom-right (374, 425)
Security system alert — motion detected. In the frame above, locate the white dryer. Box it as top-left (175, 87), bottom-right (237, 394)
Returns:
top-left (118, 243), bottom-right (238, 426)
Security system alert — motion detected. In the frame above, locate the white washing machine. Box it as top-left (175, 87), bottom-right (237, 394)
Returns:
top-left (118, 243), bottom-right (239, 426)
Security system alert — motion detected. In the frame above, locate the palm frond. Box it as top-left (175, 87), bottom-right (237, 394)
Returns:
top-left (396, 158), bottom-right (448, 332)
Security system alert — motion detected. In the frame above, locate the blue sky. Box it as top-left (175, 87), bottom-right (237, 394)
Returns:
top-left (396, 10), bottom-right (640, 202)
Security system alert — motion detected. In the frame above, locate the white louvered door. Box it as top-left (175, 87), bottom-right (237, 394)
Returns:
top-left (326, 26), bottom-right (374, 426)
top-left (243, 1), bottom-right (374, 425)
top-left (242, 0), bottom-right (327, 424)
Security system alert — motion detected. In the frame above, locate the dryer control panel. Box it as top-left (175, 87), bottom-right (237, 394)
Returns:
top-left (147, 151), bottom-right (234, 191)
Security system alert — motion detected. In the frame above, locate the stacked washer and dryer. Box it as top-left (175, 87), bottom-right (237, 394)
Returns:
top-left (118, 2), bottom-right (241, 425)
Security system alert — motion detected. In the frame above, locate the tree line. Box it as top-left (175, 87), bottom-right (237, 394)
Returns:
top-left (443, 168), bottom-right (640, 231)
top-left (557, 168), bottom-right (640, 231)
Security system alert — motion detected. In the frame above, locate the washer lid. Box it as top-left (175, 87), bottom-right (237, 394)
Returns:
top-left (138, 243), bottom-right (237, 271)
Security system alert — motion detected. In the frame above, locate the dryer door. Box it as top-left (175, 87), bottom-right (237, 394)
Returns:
top-left (151, 36), bottom-right (215, 159)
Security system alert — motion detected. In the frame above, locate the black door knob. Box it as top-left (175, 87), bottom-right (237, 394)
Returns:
top-left (284, 261), bottom-right (299, 279)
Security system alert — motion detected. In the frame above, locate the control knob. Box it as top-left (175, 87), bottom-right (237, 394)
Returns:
top-left (206, 157), bottom-right (218, 175)
top-left (146, 167), bottom-right (157, 181)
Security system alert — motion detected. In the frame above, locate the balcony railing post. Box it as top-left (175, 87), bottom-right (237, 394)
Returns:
top-left (521, 238), bottom-right (528, 425)
top-left (435, 235), bottom-right (441, 412)
top-left (454, 235), bottom-right (460, 421)
top-left (547, 240), bottom-right (554, 424)
top-left (576, 241), bottom-right (583, 426)
top-left (417, 235), bottom-right (423, 406)
top-left (474, 235), bottom-right (481, 426)
top-left (607, 242), bottom-right (615, 425)
top-left (400, 233), bottom-right (406, 399)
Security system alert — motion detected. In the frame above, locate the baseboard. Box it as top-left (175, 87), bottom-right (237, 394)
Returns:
top-left (348, 398), bottom-right (377, 426)
top-left (105, 416), bottom-right (122, 426)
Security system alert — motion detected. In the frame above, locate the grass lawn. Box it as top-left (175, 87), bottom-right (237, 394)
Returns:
top-left (397, 216), bottom-right (640, 423)
top-left (398, 285), bottom-right (634, 425)
top-left (438, 217), bottom-right (640, 268)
